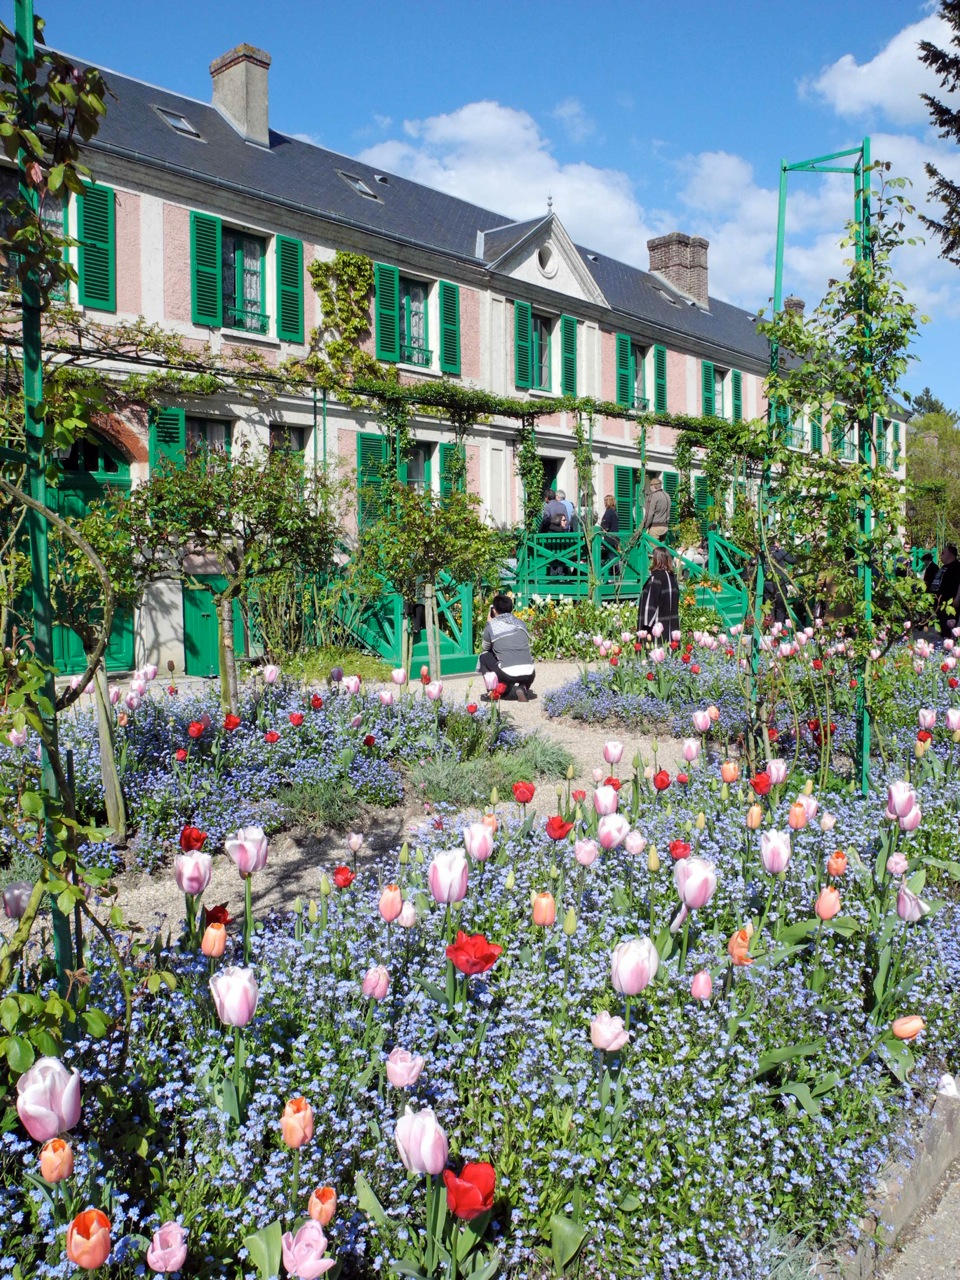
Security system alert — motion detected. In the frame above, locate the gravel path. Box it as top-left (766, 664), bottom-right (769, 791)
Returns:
top-left (103, 661), bottom-right (683, 935)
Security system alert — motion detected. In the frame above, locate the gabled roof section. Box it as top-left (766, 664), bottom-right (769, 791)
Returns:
top-left (485, 212), bottom-right (608, 308)
top-left (476, 217), bottom-right (544, 262)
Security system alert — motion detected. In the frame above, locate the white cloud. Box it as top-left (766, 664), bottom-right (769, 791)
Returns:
top-left (373, 113), bottom-right (393, 129)
top-left (551, 97), bottom-right (596, 143)
top-left (803, 13), bottom-right (953, 127)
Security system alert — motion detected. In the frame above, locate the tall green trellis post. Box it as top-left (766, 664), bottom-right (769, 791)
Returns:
top-left (763, 138), bottom-right (874, 794)
top-left (14, 0), bottom-right (75, 988)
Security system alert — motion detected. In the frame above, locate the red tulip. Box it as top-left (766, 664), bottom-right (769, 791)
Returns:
top-left (545, 815), bottom-right (574, 841)
top-left (223, 714), bottom-right (241, 731)
top-left (668, 839), bottom-right (691, 861)
top-left (466, 703), bottom-right (479, 714)
top-left (179, 825), bottom-right (207, 852)
top-left (175, 748), bottom-right (188, 762)
top-left (264, 730), bottom-right (280, 743)
top-left (363, 734), bottom-right (376, 748)
top-left (445, 930), bottom-right (503, 975)
top-left (653, 770), bottom-right (670, 791)
top-left (602, 776), bottom-right (622, 791)
top-left (333, 866), bottom-right (355, 889)
top-left (443, 1162), bottom-right (496, 1220)
top-left (289, 712), bottom-right (305, 727)
top-left (187, 721), bottom-right (204, 739)
top-left (572, 789), bottom-right (586, 803)
top-left (677, 773), bottom-right (690, 784)
top-left (750, 772), bottom-right (772, 797)
top-left (204, 903), bottom-right (230, 927)
top-left (512, 781), bottom-right (535, 804)
top-left (311, 694), bottom-right (324, 710)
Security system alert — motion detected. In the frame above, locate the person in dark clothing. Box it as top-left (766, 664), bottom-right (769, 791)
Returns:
top-left (931, 543), bottom-right (960, 639)
top-left (921, 552), bottom-right (939, 594)
top-left (540, 490), bottom-right (568, 533)
top-left (478, 594), bottom-right (536, 701)
top-left (600, 494), bottom-right (620, 570)
top-left (762, 540), bottom-right (793, 624)
top-left (637, 546), bottom-right (680, 637)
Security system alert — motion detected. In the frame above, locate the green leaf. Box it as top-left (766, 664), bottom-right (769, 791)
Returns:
top-left (4, 1034), bottom-right (35, 1073)
top-left (390, 1263), bottom-right (429, 1279)
top-left (354, 1171), bottom-right (389, 1230)
top-left (549, 1214), bottom-right (588, 1275)
top-left (778, 919), bottom-right (819, 945)
top-left (775, 1081), bottom-right (822, 1116)
top-left (825, 915), bottom-right (861, 937)
top-left (752, 1040), bottom-right (822, 1079)
top-left (19, 791), bottom-right (44, 817)
top-left (461, 1249), bottom-right (501, 1280)
top-left (80, 1008), bottom-right (112, 1038)
top-left (0, 997), bottom-right (20, 1033)
top-left (242, 1219), bottom-right (283, 1280)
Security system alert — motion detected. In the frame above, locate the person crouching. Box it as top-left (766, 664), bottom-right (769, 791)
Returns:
top-left (478, 595), bottom-right (536, 702)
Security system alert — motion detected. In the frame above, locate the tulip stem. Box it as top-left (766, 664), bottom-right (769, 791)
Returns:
top-left (450, 1222), bottom-right (459, 1280)
top-left (624, 996), bottom-right (631, 1032)
top-left (291, 1147), bottom-right (301, 1221)
top-left (233, 1025), bottom-right (242, 1102)
top-left (679, 918), bottom-right (690, 973)
top-left (243, 876), bottom-right (253, 965)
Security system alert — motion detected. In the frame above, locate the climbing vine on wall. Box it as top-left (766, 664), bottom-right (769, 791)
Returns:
top-left (306, 251), bottom-right (381, 398)
top-left (515, 419), bottom-right (545, 533)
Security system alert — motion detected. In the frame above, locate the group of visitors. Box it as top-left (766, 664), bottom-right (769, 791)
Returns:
top-left (920, 544), bottom-right (960, 638)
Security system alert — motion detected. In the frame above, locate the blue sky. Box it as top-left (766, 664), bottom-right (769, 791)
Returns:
top-left (33, 0), bottom-right (960, 410)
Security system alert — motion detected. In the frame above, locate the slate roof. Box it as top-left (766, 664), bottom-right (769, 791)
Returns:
top-left (43, 45), bottom-right (771, 363)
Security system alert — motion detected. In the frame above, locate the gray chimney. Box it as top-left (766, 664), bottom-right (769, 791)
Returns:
top-left (646, 232), bottom-right (710, 308)
top-left (210, 44), bottom-right (271, 147)
top-left (784, 295), bottom-right (805, 315)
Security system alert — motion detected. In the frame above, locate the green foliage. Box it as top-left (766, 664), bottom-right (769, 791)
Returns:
top-left (919, 6), bottom-right (960, 265)
top-left (905, 411), bottom-right (960, 546)
top-left (280, 777), bottom-right (361, 831)
top-left (410, 732), bottom-right (573, 807)
top-left (515, 421), bottom-right (545, 533)
top-left (304, 250), bottom-right (381, 397)
top-left (283, 646), bottom-right (392, 685)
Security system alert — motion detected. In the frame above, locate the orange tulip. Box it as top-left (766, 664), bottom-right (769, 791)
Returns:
top-left (481, 813), bottom-right (498, 833)
top-left (201, 922), bottom-right (227, 958)
top-left (892, 1015), bottom-right (925, 1041)
top-left (707, 705), bottom-right (720, 722)
top-left (40, 1138), bottom-right (73, 1183)
top-left (826, 851), bottom-right (848, 878)
top-left (720, 761), bottom-right (740, 784)
top-left (787, 801), bottom-right (808, 831)
top-left (815, 886), bottom-right (841, 920)
top-left (378, 884), bottom-right (403, 924)
top-left (745, 804), bottom-right (763, 831)
top-left (727, 926), bottom-right (754, 967)
top-left (281, 1097), bottom-right (314, 1149)
top-left (66, 1208), bottom-right (111, 1270)
top-left (532, 892), bottom-right (556, 927)
top-left (308, 1185), bottom-right (337, 1226)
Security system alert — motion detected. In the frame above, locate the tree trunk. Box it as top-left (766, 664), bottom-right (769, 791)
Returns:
top-left (218, 593), bottom-right (239, 715)
top-left (424, 581), bottom-right (442, 681)
top-left (92, 661), bottom-right (127, 842)
top-left (400, 613), bottom-right (410, 677)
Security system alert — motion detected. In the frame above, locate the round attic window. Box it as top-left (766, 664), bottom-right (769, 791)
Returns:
top-left (537, 244), bottom-right (558, 278)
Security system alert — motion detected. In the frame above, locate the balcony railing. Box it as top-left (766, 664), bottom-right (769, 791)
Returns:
top-left (401, 342), bottom-right (432, 368)
top-left (226, 307), bottom-right (269, 335)
top-left (783, 425), bottom-right (805, 450)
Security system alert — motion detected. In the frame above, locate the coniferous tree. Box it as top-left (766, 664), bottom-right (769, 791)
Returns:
top-left (920, 3), bottom-right (960, 263)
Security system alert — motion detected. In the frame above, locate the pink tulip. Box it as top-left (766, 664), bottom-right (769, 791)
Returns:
top-left (395, 1106), bottom-right (449, 1174)
top-left (815, 887), bottom-right (841, 921)
top-left (918, 708), bottom-right (937, 730)
top-left (597, 814), bottom-right (630, 850)
top-left (610, 936), bottom-right (659, 994)
top-left (378, 885), bottom-right (403, 923)
top-left (819, 812), bottom-right (836, 832)
top-left (797, 793), bottom-right (819, 821)
top-left (691, 710), bottom-right (711, 734)
top-left (690, 970), bottom-right (713, 1001)
top-left (362, 965), bottom-right (390, 1000)
top-left (593, 785), bottom-right (618, 816)
top-left (391, 668), bottom-right (407, 685)
top-left (347, 832), bottom-right (364, 854)
top-left (7, 727), bottom-right (27, 748)
top-left (263, 663), bottom-right (281, 685)
top-left (897, 884), bottom-right (930, 923)
top-left (759, 830), bottom-right (791, 875)
top-left (427, 851), bottom-right (469, 903)
top-left (144, 664), bottom-right (159, 682)
top-left (603, 740), bottom-right (624, 765)
top-left (130, 678), bottom-right (147, 697)
top-left (425, 681), bottom-right (444, 701)
top-left (125, 692), bottom-right (141, 711)
top-left (2, 880), bottom-right (33, 919)
top-left (624, 831), bottom-right (647, 857)
top-left (900, 805), bottom-right (922, 833)
top-left (146, 1222), bottom-right (188, 1273)
top-left (886, 853), bottom-right (909, 875)
top-left (651, 622), bottom-right (664, 638)
top-left (386, 1047), bottom-right (425, 1088)
top-left (463, 822), bottom-right (495, 861)
top-left (590, 1010), bottom-right (629, 1052)
top-left (649, 646), bottom-right (666, 663)
top-left (673, 857), bottom-right (717, 910)
top-left (225, 826), bottom-right (268, 877)
top-left (209, 966), bottom-right (259, 1027)
top-left (396, 900), bottom-right (418, 928)
top-left (343, 675), bottom-right (362, 695)
top-left (482, 670), bottom-right (499, 692)
top-left (281, 1221), bottom-right (336, 1279)
top-left (108, 685), bottom-right (121, 705)
top-left (173, 852), bottom-right (212, 896)
top-left (379, 690), bottom-right (394, 707)
top-left (947, 708), bottom-right (960, 733)
top-left (575, 839), bottom-right (599, 866)
top-left (886, 781), bottom-right (917, 820)
top-left (16, 1057), bottom-right (82, 1142)
top-left (681, 738), bottom-right (700, 763)
top-left (766, 759), bottom-right (788, 785)
top-left (350, 714), bottom-right (362, 728)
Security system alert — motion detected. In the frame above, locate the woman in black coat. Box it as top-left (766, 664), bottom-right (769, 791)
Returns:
top-left (637, 546), bottom-right (680, 637)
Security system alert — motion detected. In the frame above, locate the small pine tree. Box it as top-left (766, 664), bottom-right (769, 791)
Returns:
top-left (920, 3), bottom-right (960, 263)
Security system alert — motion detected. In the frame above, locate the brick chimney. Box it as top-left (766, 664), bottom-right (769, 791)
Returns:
top-left (647, 232), bottom-right (710, 307)
top-left (210, 44), bottom-right (271, 147)
top-left (784, 295), bottom-right (805, 315)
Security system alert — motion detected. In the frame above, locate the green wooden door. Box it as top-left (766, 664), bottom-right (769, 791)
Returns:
top-left (49, 437), bottom-right (134, 675)
top-left (182, 576), bottom-right (246, 678)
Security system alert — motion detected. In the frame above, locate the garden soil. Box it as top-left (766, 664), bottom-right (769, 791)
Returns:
top-left (69, 661), bottom-right (683, 939)
top-left (877, 1158), bottom-right (960, 1278)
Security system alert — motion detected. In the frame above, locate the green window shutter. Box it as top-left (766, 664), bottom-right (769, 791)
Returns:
top-left (653, 344), bottom-right (668, 414)
top-left (701, 361), bottom-right (715, 416)
top-left (615, 332), bottom-right (631, 407)
top-left (190, 211), bottom-right (222, 327)
top-left (694, 475), bottom-right (711, 536)
top-left (439, 442), bottom-right (465, 498)
top-left (438, 281), bottom-right (461, 375)
top-left (560, 314), bottom-right (577, 397)
top-left (893, 418), bottom-right (901, 466)
top-left (662, 470), bottom-right (680, 536)
top-left (731, 370), bottom-right (743, 423)
top-left (811, 411), bottom-right (823, 453)
top-left (275, 235), bottom-right (304, 342)
top-left (149, 407), bottom-right (186, 471)
top-left (357, 432), bottom-right (389, 526)
top-left (374, 263), bottom-right (400, 362)
top-left (614, 465), bottom-right (635, 533)
top-left (77, 183), bottom-right (115, 312)
top-left (514, 301), bottom-right (532, 389)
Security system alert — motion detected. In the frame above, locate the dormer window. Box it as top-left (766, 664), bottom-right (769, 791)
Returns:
top-left (155, 106), bottom-right (202, 139)
top-left (337, 171), bottom-right (381, 202)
